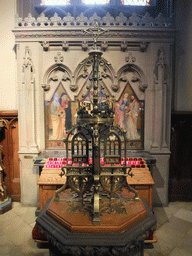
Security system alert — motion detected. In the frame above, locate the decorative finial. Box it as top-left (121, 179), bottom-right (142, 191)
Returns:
top-left (84, 20), bottom-right (108, 48)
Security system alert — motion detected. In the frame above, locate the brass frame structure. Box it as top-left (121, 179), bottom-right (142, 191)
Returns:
top-left (54, 22), bottom-right (139, 224)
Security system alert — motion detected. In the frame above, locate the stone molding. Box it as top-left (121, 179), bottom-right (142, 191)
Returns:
top-left (13, 29), bottom-right (175, 44)
top-left (13, 12), bottom-right (175, 42)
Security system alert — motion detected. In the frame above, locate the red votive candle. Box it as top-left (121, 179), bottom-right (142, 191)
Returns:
top-left (72, 163), bottom-right (79, 166)
top-left (114, 163), bottom-right (121, 166)
top-left (82, 163), bottom-right (88, 166)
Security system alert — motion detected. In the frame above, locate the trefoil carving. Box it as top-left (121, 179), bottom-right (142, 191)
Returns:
top-left (125, 52), bottom-right (136, 63)
top-left (54, 52), bottom-right (64, 63)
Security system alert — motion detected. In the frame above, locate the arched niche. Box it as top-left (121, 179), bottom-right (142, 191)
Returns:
top-left (117, 63), bottom-right (148, 101)
top-left (42, 63), bottom-right (73, 101)
top-left (114, 64), bottom-right (147, 149)
top-left (42, 64), bottom-right (78, 149)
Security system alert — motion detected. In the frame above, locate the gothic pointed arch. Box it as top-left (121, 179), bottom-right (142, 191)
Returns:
top-left (117, 63), bottom-right (148, 101)
top-left (114, 69), bottom-right (145, 149)
top-left (42, 63), bottom-right (73, 95)
top-left (74, 55), bottom-right (116, 95)
top-left (43, 64), bottom-right (77, 149)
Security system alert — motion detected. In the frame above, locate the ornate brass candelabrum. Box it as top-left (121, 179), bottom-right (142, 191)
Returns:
top-left (53, 24), bottom-right (139, 224)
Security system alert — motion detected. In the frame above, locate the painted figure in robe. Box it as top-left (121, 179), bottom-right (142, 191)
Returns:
top-left (125, 95), bottom-right (140, 140)
top-left (59, 93), bottom-right (71, 135)
top-left (116, 92), bottom-right (129, 130)
top-left (49, 93), bottom-right (65, 140)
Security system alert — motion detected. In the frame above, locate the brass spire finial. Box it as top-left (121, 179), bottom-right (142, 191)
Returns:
top-left (84, 20), bottom-right (108, 48)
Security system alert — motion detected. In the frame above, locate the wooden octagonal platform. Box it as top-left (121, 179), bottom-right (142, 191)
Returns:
top-left (46, 189), bottom-right (147, 233)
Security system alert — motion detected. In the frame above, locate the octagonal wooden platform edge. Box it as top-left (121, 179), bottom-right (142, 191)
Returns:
top-left (46, 190), bottom-right (147, 233)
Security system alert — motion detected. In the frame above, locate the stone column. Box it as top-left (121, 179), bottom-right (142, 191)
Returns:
top-left (150, 47), bottom-right (171, 206)
top-left (18, 43), bottom-right (42, 205)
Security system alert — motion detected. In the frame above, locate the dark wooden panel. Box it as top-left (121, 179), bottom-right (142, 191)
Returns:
top-left (169, 111), bottom-right (192, 201)
top-left (0, 111), bottom-right (20, 201)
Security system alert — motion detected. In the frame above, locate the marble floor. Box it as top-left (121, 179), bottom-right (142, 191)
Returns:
top-left (0, 201), bottom-right (192, 256)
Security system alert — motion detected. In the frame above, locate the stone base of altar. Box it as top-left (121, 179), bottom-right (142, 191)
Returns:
top-left (36, 197), bottom-right (156, 256)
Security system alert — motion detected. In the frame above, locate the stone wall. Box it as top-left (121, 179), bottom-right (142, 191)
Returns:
top-left (13, 11), bottom-right (174, 206)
